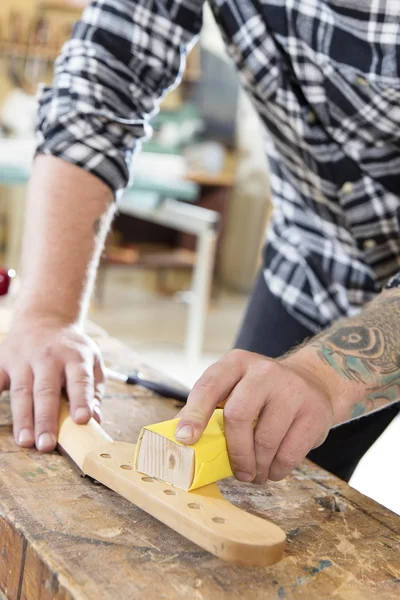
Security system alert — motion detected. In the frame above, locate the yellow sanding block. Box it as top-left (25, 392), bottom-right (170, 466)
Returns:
top-left (134, 409), bottom-right (233, 490)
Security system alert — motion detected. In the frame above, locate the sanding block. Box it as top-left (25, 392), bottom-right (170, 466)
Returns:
top-left (134, 409), bottom-right (233, 491)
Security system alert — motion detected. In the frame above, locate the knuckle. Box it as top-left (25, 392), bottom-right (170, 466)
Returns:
top-left (254, 430), bottom-right (278, 452)
top-left (34, 383), bottom-right (57, 397)
top-left (34, 416), bottom-right (55, 432)
top-left (256, 360), bottom-right (277, 378)
top-left (275, 450), bottom-right (299, 472)
top-left (11, 384), bottom-right (31, 397)
top-left (192, 370), bottom-right (220, 395)
top-left (302, 404), bottom-right (320, 422)
top-left (228, 450), bottom-right (251, 462)
top-left (94, 384), bottom-right (105, 401)
top-left (182, 407), bottom-right (208, 425)
top-left (226, 348), bottom-right (245, 362)
top-left (75, 372), bottom-right (92, 383)
top-left (223, 404), bottom-right (248, 423)
top-left (38, 343), bottom-right (54, 361)
top-left (71, 348), bottom-right (87, 363)
top-left (71, 376), bottom-right (93, 389)
top-left (229, 455), bottom-right (253, 473)
top-left (223, 348), bottom-right (252, 368)
top-left (69, 365), bottom-right (93, 385)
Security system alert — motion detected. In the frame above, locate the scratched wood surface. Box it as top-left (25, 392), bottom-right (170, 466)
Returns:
top-left (0, 320), bottom-right (399, 599)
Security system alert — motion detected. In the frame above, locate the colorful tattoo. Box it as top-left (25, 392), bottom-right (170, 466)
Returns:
top-left (312, 292), bottom-right (400, 418)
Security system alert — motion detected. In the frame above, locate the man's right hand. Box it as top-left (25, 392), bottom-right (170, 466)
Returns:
top-left (0, 314), bottom-right (105, 452)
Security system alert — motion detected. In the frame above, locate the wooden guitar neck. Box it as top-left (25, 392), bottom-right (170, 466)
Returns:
top-left (58, 400), bottom-right (286, 567)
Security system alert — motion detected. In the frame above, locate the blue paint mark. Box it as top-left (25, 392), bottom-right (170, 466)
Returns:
top-left (287, 527), bottom-right (300, 541)
top-left (291, 559), bottom-right (333, 592)
top-left (274, 559), bottom-right (333, 598)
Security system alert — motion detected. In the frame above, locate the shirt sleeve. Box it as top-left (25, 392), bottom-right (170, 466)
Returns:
top-left (35, 0), bottom-right (204, 193)
top-left (385, 272), bottom-right (400, 289)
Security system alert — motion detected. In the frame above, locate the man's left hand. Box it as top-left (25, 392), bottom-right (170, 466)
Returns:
top-left (175, 349), bottom-right (334, 484)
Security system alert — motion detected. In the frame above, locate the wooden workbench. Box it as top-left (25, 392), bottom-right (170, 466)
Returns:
top-left (0, 323), bottom-right (399, 599)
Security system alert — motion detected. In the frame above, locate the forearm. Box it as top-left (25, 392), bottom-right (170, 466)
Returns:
top-left (14, 155), bottom-right (115, 325)
top-left (284, 289), bottom-right (400, 424)
top-left (36, 0), bottom-right (203, 194)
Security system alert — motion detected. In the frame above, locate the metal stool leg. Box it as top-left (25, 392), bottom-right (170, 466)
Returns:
top-left (185, 228), bottom-right (217, 375)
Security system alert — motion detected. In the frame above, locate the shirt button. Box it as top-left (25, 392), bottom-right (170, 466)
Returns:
top-left (363, 239), bottom-right (377, 250)
top-left (356, 75), bottom-right (369, 86)
top-left (346, 141), bottom-right (362, 158)
top-left (306, 110), bottom-right (317, 124)
top-left (341, 182), bottom-right (354, 194)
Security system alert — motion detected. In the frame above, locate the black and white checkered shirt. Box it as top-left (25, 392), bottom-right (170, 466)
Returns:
top-left (36, 1), bottom-right (400, 332)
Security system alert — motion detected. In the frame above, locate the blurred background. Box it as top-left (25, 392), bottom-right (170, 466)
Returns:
top-left (0, 0), bottom-right (398, 514)
top-left (0, 0), bottom-right (271, 384)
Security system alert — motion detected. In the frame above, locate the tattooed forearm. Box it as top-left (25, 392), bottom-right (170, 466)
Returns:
top-left (311, 291), bottom-right (400, 418)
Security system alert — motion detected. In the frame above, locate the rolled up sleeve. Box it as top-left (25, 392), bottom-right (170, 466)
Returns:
top-left (36, 0), bottom-right (204, 192)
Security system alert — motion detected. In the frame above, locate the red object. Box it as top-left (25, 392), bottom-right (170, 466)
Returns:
top-left (0, 268), bottom-right (13, 296)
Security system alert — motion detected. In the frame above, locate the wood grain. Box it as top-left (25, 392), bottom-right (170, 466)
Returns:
top-left (0, 319), bottom-right (399, 598)
top-left (57, 400), bottom-right (285, 566)
top-left (135, 429), bottom-right (195, 491)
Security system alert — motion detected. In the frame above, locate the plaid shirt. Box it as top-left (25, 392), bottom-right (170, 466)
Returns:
top-left (36, 1), bottom-right (400, 332)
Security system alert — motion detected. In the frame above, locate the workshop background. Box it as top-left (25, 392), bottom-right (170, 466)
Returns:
top-left (0, 0), bottom-right (398, 515)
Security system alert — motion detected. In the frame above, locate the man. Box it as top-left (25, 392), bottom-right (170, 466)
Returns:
top-left (1, 0), bottom-right (400, 486)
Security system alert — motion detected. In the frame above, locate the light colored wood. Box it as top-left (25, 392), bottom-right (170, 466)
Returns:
top-left (57, 399), bottom-right (112, 471)
top-left (0, 322), bottom-right (399, 598)
top-left (134, 409), bottom-right (233, 491)
top-left (135, 428), bottom-right (195, 491)
top-left (85, 441), bottom-right (285, 567)
top-left (57, 400), bottom-right (285, 567)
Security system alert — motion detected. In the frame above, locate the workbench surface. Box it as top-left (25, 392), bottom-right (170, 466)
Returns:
top-left (0, 325), bottom-right (399, 600)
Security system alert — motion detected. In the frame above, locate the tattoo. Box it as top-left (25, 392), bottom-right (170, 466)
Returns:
top-left (93, 218), bottom-right (101, 235)
top-left (351, 403), bottom-right (366, 419)
top-left (312, 292), bottom-right (400, 418)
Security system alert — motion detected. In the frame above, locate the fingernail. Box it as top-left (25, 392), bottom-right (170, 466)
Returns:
top-left (74, 407), bottom-right (91, 423)
top-left (235, 471), bottom-right (254, 482)
top-left (18, 428), bottom-right (33, 446)
top-left (37, 433), bottom-right (56, 452)
top-left (175, 424), bottom-right (194, 442)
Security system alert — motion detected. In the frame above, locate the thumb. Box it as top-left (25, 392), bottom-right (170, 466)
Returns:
top-left (174, 353), bottom-right (244, 444)
top-left (175, 405), bottom-right (213, 445)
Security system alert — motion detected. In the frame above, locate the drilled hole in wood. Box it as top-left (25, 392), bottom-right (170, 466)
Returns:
top-left (187, 502), bottom-right (201, 509)
top-left (212, 517), bottom-right (226, 524)
top-left (164, 489), bottom-right (176, 496)
top-left (120, 464), bottom-right (133, 470)
top-left (141, 476), bottom-right (154, 483)
top-left (100, 453), bottom-right (111, 459)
